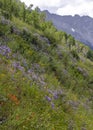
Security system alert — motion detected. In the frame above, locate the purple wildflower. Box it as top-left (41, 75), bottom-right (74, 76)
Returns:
top-left (48, 89), bottom-right (54, 94)
top-left (12, 62), bottom-right (24, 71)
top-left (45, 96), bottom-right (51, 102)
top-left (53, 91), bottom-right (58, 99)
top-left (0, 45), bottom-right (11, 58)
top-left (51, 102), bottom-right (55, 109)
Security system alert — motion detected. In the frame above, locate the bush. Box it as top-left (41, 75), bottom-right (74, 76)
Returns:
top-left (87, 49), bottom-right (93, 61)
top-left (21, 29), bottom-right (32, 43)
top-left (71, 50), bottom-right (80, 60)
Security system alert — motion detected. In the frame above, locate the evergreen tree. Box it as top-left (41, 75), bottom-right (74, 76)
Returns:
top-left (22, 3), bottom-right (26, 21)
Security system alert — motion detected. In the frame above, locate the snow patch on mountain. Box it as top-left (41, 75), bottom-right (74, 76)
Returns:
top-left (71, 28), bottom-right (75, 32)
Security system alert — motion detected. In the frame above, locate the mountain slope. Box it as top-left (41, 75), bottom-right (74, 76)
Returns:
top-left (0, 0), bottom-right (93, 129)
top-left (45, 10), bottom-right (93, 49)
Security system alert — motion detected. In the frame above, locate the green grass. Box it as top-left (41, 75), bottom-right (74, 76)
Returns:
top-left (0, 11), bottom-right (93, 130)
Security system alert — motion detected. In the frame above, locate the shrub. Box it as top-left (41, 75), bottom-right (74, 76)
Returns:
top-left (87, 49), bottom-right (93, 61)
top-left (71, 50), bottom-right (80, 60)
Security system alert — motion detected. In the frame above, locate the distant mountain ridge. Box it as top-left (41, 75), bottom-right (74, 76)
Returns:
top-left (44, 10), bottom-right (93, 49)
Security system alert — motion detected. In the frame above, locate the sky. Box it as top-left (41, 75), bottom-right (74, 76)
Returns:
top-left (20, 0), bottom-right (93, 18)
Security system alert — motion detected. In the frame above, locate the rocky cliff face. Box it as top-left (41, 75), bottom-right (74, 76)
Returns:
top-left (44, 10), bottom-right (93, 49)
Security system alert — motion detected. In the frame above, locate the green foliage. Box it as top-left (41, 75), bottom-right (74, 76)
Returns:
top-left (67, 35), bottom-right (75, 50)
top-left (0, 0), bottom-right (93, 129)
top-left (71, 50), bottom-right (80, 60)
top-left (87, 49), bottom-right (93, 61)
top-left (22, 3), bottom-right (26, 22)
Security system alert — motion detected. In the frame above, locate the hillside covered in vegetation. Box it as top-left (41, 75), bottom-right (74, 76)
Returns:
top-left (0, 0), bottom-right (93, 129)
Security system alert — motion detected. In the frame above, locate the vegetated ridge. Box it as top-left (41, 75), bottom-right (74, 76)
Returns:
top-left (0, 0), bottom-right (93, 129)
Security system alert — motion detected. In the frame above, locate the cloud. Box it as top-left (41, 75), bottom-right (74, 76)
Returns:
top-left (56, 0), bottom-right (93, 17)
top-left (21, 0), bottom-right (62, 7)
top-left (20, 0), bottom-right (93, 17)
